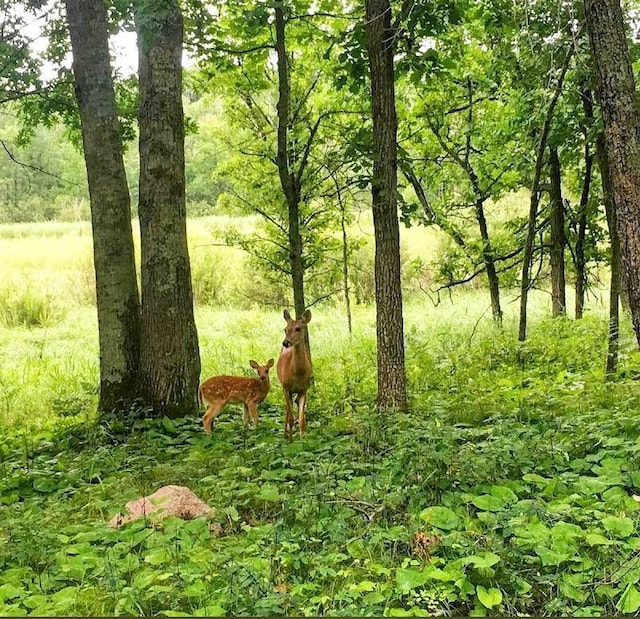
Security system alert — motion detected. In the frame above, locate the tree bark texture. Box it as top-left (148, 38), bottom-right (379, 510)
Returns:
top-left (586, 0), bottom-right (640, 349)
top-left (274, 2), bottom-right (306, 320)
top-left (135, 0), bottom-right (201, 417)
top-left (596, 133), bottom-right (621, 375)
top-left (475, 199), bottom-right (502, 326)
top-left (548, 147), bottom-right (567, 317)
top-left (574, 88), bottom-right (595, 319)
top-left (518, 42), bottom-right (575, 341)
top-left (365, 0), bottom-right (407, 412)
top-left (65, 0), bottom-right (141, 415)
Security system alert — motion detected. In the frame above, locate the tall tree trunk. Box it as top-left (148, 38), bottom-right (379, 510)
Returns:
top-left (274, 1), bottom-right (306, 320)
top-left (575, 88), bottom-right (595, 319)
top-left (135, 0), bottom-right (200, 417)
top-left (65, 0), bottom-right (140, 415)
top-left (596, 133), bottom-right (621, 375)
top-left (518, 42), bottom-right (575, 341)
top-left (335, 178), bottom-right (353, 336)
top-left (475, 199), bottom-right (502, 325)
top-left (364, 0), bottom-right (407, 412)
top-left (548, 147), bottom-right (567, 317)
top-left (585, 0), bottom-right (640, 350)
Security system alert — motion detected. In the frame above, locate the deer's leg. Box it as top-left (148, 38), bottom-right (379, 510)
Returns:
top-left (248, 401), bottom-right (259, 427)
top-left (297, 391), bottom-right (307, 436)
top-left (282, 386), bottom-right (294, 441)
top-left (243, 403), bottom-right (250, 427)
top-left (202, 401), bottom-right (225, 434)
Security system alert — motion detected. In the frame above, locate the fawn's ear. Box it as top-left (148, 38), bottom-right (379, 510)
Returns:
top-left (267, 358), bottom-right (274, 368)
top-left (283, 309), bottom-right (292, 322)
top-left (249, 360), bottom-right (259, 370)
top-left (302, 309), bottom-right (312, 323)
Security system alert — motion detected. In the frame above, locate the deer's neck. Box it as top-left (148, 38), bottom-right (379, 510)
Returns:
top-left (291, 339), bottom-right (310, 368)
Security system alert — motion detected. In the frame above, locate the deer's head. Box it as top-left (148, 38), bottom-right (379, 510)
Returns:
top-left (249, 358), bottom-right (274, 383)
top-left (282, 309), bottom-right (311, 348)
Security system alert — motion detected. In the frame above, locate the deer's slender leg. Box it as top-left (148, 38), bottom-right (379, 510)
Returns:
top-left (283, 386), bottom-right (294, 441)
top-left (243, 403), bottom-right (250, 427)
top-left (248, 401), bottom-right (259, 426)
top-left (202, 401), bottom-right (225, 433)
top-left (297, 392), bottom-right (307, 436)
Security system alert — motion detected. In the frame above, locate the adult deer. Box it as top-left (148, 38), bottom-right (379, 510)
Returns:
top-left (277, 309), bottom-right (312, 439)
top-left (199, 359), bottom-right (274, 433)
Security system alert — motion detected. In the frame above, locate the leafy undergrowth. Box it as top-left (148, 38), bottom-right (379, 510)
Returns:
top-left (2, 312), bottom-right (640, 616)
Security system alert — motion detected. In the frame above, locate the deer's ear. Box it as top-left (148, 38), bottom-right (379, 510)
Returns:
top-left (283, 309), bottom-right (292, 322)
top-left (267, 358), bottom-right (274, 368)
top-left (249, 360), bottom-right (259, 370)
top-left (302, 309), bottom-right (311, 323)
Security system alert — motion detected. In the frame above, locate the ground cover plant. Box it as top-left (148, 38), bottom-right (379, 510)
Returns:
top-left (1, 220), bottom-right (640, 616)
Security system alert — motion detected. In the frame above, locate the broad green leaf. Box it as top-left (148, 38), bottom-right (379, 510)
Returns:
top-left (536, 546), bottom-right (569, 566)
top-left (586, 533), bottom-right (614, 546)
top-left (490, 485), bottom-right (517, 504)
top-left (476, 585), bottom-right (502, 609)
top-left (32, 476), bottom-right (56, 493)
top-left (471, 494), bottom-right (505, 512)
top-left (617, 584), bottom-right (640, 614)
top-left (396, 568), bottom-right (429, 592)
top-left (0, 583), bottom-right (24, 602)
top-left (145, 548), bottom-right (172, 566)
top-left (465, 552), bottom-right (501, 568)
top-left (257, 484), bottom-right (280, 502)
top-left (161, 416), bottom-right (178, 435)
top-left (420, 505), bottom-right (460, 530)
top-left (602, 516), bottom-right (634, 538)
top-left (559, 573), bottom-right (588, 603)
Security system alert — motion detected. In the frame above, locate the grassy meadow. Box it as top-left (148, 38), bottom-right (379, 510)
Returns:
top-left (2, 215), bottom-right (640, 615)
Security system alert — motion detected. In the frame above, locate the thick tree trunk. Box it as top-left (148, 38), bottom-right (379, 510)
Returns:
top-left (475, 199), bottom-right (502, 325)
top-left (365, 0), bottom-right (407, 412)
top-left (548, 147), bottom-right (567, 317)
top-left (65, 0), bottom-right (140, 415)
top-left (586, 0), bottom-right (640, 350)
top-left (518, 43), bottom-right (575, 341)
top-left (575, 89), bottom-right (595, 319)
top-left (274, 2), bottom-right (306, 320)
top-left (596, 133), bottom-right (621, 375)
top-left (135, 0), bottom-right (200, 417)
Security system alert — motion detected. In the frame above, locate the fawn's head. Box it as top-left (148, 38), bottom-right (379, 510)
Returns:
top-left (249, 358), bottom-right (274, 382)
top-left (282, 309), bottom-right (311, 348)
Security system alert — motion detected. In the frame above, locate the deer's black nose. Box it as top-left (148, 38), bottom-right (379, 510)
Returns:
top-left (282, 340), bottom-right (291, 348)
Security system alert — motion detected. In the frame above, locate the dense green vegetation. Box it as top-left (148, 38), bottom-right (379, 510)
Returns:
top-left (1, 220), bottom-right (640, 616)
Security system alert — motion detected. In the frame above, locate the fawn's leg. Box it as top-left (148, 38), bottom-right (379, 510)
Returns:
top-left (297, 391), bottom-right (307, 436)
top-left (243, 403), bottom-right (250, 427)
top-left (282, 386), bottom-right (294, 441)
top-left (202, 401), bottom-right (225, 433)
top-left (248, 401), bottom-right (259, 426)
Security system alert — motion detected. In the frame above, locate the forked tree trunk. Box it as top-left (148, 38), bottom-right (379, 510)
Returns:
top-left (548, 147), bottom-right (566, 317)
top-left (575, 89), bottom-right (595, 319)
top-left (365, 0), bottom-right (407, 412)
top-left (597, 133), bottom-right (621, 375)
top-left (518, 43), bottom-right (575, 341)
top-left (586, 0), bottom-right (640, 350)
top-left (135, 0), bottom-right (200, 416)
top-left (274, 1), bottom-right (306, 321)
top-left (65, 0), bottom-right (140, 415)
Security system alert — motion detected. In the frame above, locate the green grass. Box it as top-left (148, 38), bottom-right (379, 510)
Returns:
top-left (2, 218), bottom-right (640, 616)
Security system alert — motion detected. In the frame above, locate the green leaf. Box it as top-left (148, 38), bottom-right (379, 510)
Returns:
top-left (32, 476), bottom-right (56, 493)
top-left (536, 546), bottom-right (569, 566)
top-left (420, 506), bottom-right (460, 530)
top-left (586, 533), bottom-right (614, 546)
top-left (465, 552), bottom-right (501, 569)
top-left (602, 516), bottom-right (635, 538)
top-left (490, 485), bottom-right (518, 504)
top-left (161, 416), bottom-right (178, 435)
top-left (471, 494), bottom-right (505, 512)
top-left (0, 583), bottom-right (24, 602)
top-left (476, 585), bottom-right (502, 609)
top-left (256, 484), bottom-right (280, 502)
top-left (617, 584), bottom-right (640, 614)
top-left (396, 568), bottom-right (429, 592)
top-left (145, 548), bottom-right (172, 566)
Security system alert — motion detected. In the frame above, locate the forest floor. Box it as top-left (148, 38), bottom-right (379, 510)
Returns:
top-left (2, 291), bottom-right (640, 616)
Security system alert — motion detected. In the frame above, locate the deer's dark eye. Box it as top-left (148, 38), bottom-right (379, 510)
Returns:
top-left (295, 327), bottom-right (301, 332)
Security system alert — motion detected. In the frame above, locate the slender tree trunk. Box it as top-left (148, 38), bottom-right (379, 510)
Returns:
top-left (596, 133), bottom-right (621, 375)
top-left (365, 0), bottom-right (407, 412)
top-left (575, 89), bottom-right (595, 319)
top-left (274, 1), bottom-right (306, 320)
top-left (336, 182), bottom-right (353, 335)
top-left (518, 42), bottom-right (575, 341)
top-left (135, 0), bottom-right (200, 417)
top-left (65, 0), bottom-right (140, 415)
top-left (475, 199), bottom-right (502, 325)
top-left (548, 147), bottom-right (567, 317)
top-left (586, 0), bottom-right (640, 350)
